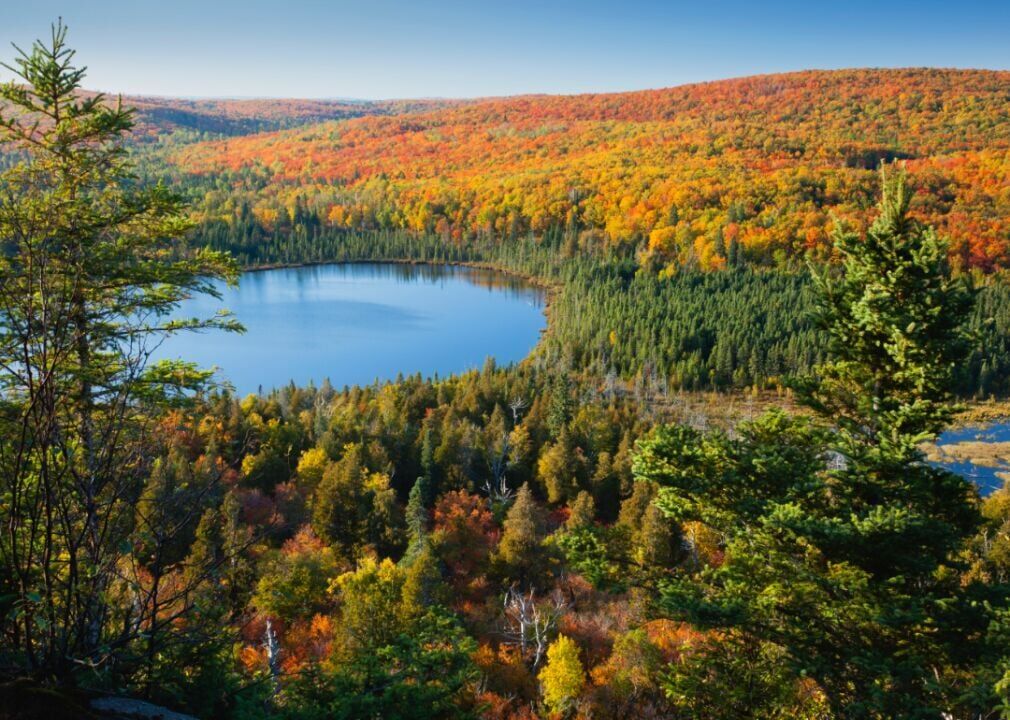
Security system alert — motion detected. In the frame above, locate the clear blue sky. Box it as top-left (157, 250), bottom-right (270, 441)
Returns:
top-left (2, 1), bottom-right (1009, 99)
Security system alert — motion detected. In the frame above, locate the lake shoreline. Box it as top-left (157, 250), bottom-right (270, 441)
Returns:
top-left (233, 259), bottom-right (1010, 431)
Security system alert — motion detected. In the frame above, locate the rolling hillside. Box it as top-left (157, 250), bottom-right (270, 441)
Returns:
top-left (168, 68), bottom-right (1010, 270)
top-left (113, 93), bottom-right (459, 138)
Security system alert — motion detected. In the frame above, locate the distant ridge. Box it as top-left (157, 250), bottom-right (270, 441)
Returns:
top-left (70, 91), bottom-right (464, 138)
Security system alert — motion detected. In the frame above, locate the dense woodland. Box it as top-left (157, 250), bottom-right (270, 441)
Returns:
top-left (6, 25), bottom-right (1010, 720)
top-left (159, 68), bottom-right (1010, 272)
top-left (125, 70), bottom-right (1010, 397)
top-left (188, 220), bottom-right (1010, 397)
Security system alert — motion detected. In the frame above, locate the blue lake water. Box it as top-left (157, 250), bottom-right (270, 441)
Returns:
top-left (154, 263), bottom-right (546, 395)
top-left (935, 423), bottom-right (1010, 496)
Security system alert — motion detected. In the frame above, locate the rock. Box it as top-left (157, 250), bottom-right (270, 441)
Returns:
top-left (89, 697), bottom-right (197, 720)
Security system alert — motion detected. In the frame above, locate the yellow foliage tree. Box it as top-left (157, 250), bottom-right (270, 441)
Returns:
top-left (539, 634), bottom-right (585, 716)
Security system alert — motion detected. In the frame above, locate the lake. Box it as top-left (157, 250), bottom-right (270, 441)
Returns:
top-left (154, 263), bottom-right (547, 395)
top-left (933, 422), bottom-right (1010, 496)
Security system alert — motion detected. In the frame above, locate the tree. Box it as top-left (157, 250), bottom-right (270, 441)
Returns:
top-left (404, 476), bottom-right (429, 563)
top-left (566, 491), bottom-right (596, 530)
top-left (546, 374), bottom-right (574, 439)
top-left (331, 558), bottom-right (407, 658)
top-left (312, 444), bottom-right (368, 552)
top-left (635, 172), bottom-right (997, 718)
top-left (539, 635), bottom-right (585, 717)
top-left (501, 586), bottom-right (566, 670)
top-left (537, 429), bottom-right (583, 505)
top-left (311, 443), bottom-right (402, 559)
top-left (295, 447), bottom-right (329, 492)
top-left (0, 23), bottom-right (238, 683)
top-left (253, 528), bottom-right (341, 621)
top-left (419, 419), bottom-right (438, 505)
top-left (432, 490), bottom-right (495, 587)
top-left (800, 170), bottom-right (974, 444)
top-left (616, 480), bottom-right (679, 570)
top-left (401, 543), bottom-right (448, 612)
top-left (662, 632), bottom-right (828, 720)
top-left (588, 628), bottom-right (671, 718)
top-left (285, 608), bottom-right (477, 720)
top-left (286, 557), bottom-right (476, 719)
top-left (495, 484), bottom-right (551, 587)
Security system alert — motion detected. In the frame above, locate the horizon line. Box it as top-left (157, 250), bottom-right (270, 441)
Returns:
top-left (84, 65), bottom-right (1010, 105)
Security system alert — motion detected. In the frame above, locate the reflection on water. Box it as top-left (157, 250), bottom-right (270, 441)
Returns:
top-left (154, 263), bottom-right (546, 395)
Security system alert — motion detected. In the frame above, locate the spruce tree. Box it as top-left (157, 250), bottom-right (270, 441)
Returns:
top-left (419, 420), bottom-right (438, 505)
top-left (0, 23), bottom-right (239, 681)
top-left (636, 172), bottom-right (996, 718)
top-left (403, 476), bottom-right (429, 564)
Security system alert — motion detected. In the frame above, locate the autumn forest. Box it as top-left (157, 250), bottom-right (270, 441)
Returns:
top-left (4, 16), bottom-right (1010, 720)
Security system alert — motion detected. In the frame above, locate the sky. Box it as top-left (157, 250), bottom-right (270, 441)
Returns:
top-left (2, 0), bottom-right (1009, 100)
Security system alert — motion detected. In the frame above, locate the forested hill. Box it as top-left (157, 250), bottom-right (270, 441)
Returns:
top-left (167, 68), bottom-right (1010, 271)
top-left (56, 93), bottom-right (462, 139)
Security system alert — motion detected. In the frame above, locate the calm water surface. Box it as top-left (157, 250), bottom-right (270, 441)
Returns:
top-left (155, 263), bottom-right (546, 395)
top-left (935, 422), bottom-right (1010, 496)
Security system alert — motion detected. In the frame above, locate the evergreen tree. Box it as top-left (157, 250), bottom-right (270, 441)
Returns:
top-left (402, 543), bottom-right (448, 612)
top-left (312, 443), bottom-right (367, 555)
top-left (0, 23), bottom-right (238, 681)
top-left (419, 419), bottom-right (438, 505)
top-left (538, 429), bottom-right (581, 505)
top-left (635, 173), bottom-right (997, 718)
top-left (404, 476), bottom-right (429, 564)
top-left (547, 374), bottom-right (574, 439)
top-left (495, 484), bottom-right (551, 587)
top-left (566, 491), bottom-right (596, 530)
top-left (800, 170), bottom-right (975, 444)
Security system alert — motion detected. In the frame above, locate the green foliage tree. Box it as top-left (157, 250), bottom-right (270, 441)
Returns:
top-left (635, 173), bottom-right (997, 718)
top-left (664, 632), bottom-right (828, 720)
top-left (494, 484), bottom-right (551, 587)
top-left (0, 23), bottom-right (238, 683)
top-left (285, 609), bottom-right (477, 720)
top-left (253, 530), bottom-right (342, 621)
top-left (281, 557), bottom-right (476, 720)
top-left (331, 558), bottom-right (407, 657)
top-left (404, 476), bottom-right (429, 563)
top-left (311, 443), bottom-right (403, 559)
top-left (546, 374), bottom-right (574, 439)
top-left (401, 543), bottom-right (449, 611)
top-left (800, 171), bottom-right (975, 443)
